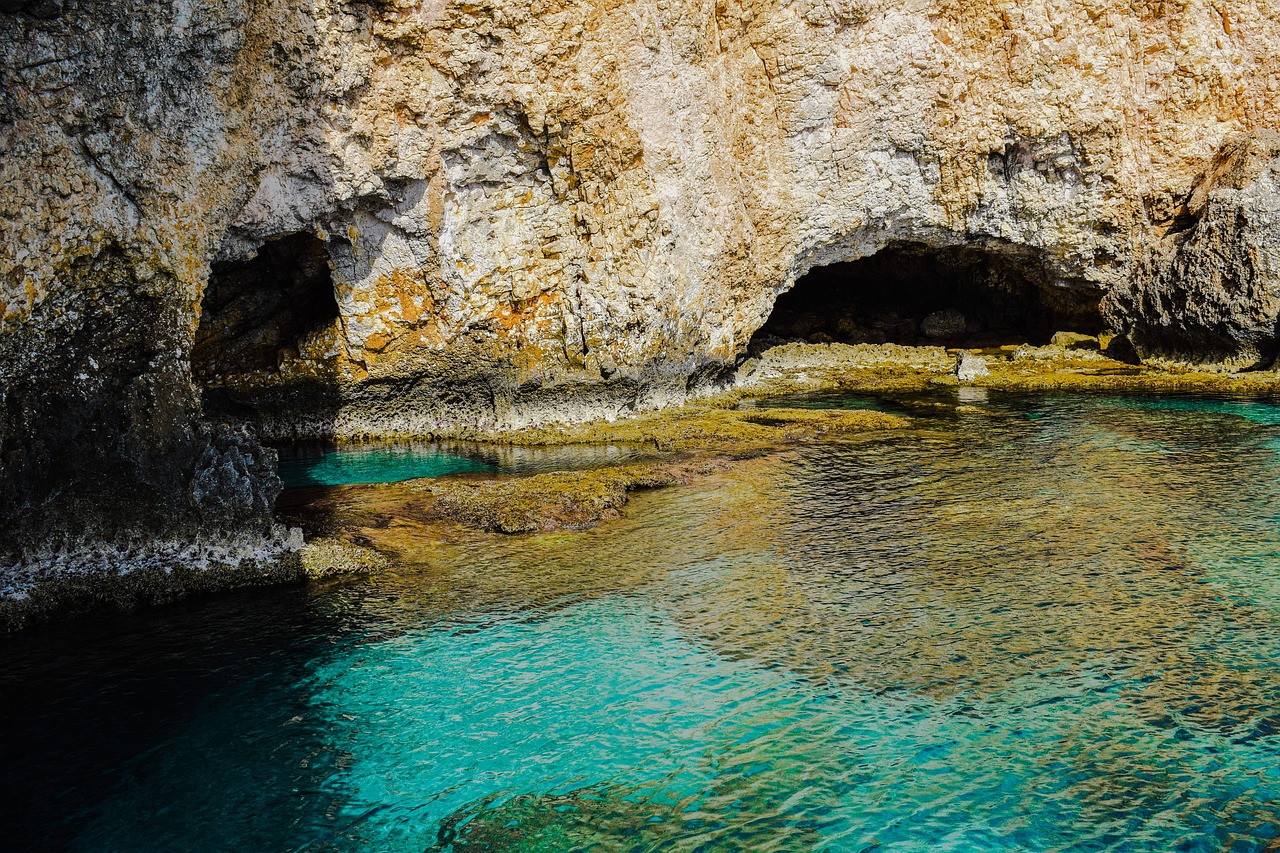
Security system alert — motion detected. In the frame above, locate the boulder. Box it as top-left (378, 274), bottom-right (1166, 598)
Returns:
top-left (1050, 331), bottom-right (1100, 350)
top-left (955, 351), bottom-right (990, 382)
top-left (1104, 131), bottom-right (1280, 367)
top-left (921, 309), bottom-right (967, 339)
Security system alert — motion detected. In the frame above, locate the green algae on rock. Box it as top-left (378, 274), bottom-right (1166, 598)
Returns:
top-left (424, 464), bottom-right (696, 534)
top-left (298, 536), bottom-right (391, 580)
top-left (276, 401), bottom-right (909, 541)
top-left (496, 402), bottom-right (909, 454)
top-left (423, 404), bottom-right (909, 533)
top-left (739, 340), bottom-right (1280, 398)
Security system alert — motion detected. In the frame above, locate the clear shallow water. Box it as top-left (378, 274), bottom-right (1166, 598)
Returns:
top-left (275, 440), bottom-right (653, 488)
top-left (276, 442), bottom-right (493, 487)
top-left (8, 392), bottom-right (1280, 851)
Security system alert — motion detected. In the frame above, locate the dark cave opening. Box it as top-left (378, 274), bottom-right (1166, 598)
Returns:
top-left (192, 233), bottom-right (339, 384)
top-left (751, 241), bottom-right (1103, 351)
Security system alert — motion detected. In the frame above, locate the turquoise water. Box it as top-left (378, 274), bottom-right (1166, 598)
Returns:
top-left (276, 440), bottom-right (652, 488)
top-left (276, 443), bottom-right (493, 487)
top-left (8, 391), bottom-right (1280, 851)
top-left (1122, 394), bottom-right (1280, 426)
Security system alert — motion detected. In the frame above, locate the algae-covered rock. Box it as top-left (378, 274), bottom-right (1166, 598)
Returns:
top-left (424, 464), bottom-right (687, 534)
top-left (503, 402), bottom-right (908, 455)
top-left (1050, 331), bottom-right (1100, 350)
top-left (737, 340), bottom-right (1280, 396)
top-left (298, 537), bottom-right (390, 580)
top-left (380, 402), bottom-right (910, 535)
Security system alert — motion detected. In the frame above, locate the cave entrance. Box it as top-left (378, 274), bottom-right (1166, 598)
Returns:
top-left (192, 233), bottom-right (340, 384)
top-left (751, 241), bottom-right (1102, 350)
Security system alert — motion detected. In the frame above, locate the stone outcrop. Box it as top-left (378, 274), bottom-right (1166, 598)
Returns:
top-left (1103, 130), bottom-right (1280, 368)
top-left (3, 0), bottom-right (1280, 581)
top-left (0, 0), bottom-right (321, 582)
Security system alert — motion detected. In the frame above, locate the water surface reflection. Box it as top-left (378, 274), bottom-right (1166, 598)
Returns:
top-left (6, 392), bottom-right (1280, 851)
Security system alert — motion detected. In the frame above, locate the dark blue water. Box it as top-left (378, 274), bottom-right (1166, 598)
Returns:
top-left (7, 392), bottom-right (1280, 851)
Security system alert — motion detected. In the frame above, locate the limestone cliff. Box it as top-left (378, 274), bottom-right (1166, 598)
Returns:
top-left (2, 0), bottom-right (1280, 576)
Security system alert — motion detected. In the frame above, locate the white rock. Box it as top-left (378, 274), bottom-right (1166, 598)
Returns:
top-left (955, 351), bottom-right (990, 382)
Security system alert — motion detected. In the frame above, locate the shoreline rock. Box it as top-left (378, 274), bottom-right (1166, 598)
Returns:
top-left (5, 2), bottom-right (1280, 627)
top-left (955, 351), bottom-right (990, 382)
top-left (0, 525), bottom-right (303, 634)
top-left (7, 338), bottom-right (1280, 633)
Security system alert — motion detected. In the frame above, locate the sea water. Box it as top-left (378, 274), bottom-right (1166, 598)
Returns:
top-left (6, 392), bottom-right (1280, 851)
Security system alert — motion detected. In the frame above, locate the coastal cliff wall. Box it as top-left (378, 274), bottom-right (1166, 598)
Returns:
top-left (3, 0), bottom-right (1280, 573)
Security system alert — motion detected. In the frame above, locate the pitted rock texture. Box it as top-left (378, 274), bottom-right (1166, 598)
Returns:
top-left (0, 0), bottom-right (313, 563)
top-left (1103, 130), bottom-right (1280, 368)
top-left (3, 0), bottom-right (1280, 563)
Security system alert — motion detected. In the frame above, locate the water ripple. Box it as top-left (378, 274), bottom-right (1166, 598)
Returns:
top-left (7, 392), bottom-right (1280, 850)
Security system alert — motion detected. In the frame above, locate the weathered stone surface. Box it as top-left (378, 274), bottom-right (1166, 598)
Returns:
top-left (954, 350), bottom-right (989, 382)
top-left (1049, 331), bottom-right (1100, 350)
top-left (3, 0), bottom-right (1280, 575)
top-left (0, 0), bottom-right (315, 576)
top-left (1104, 131), bottom-right (1280, 368)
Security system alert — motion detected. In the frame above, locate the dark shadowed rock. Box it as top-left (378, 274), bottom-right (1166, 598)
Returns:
top-left (1104, 131), bottom-right (1280, 368)
top-left (921, 309), bottom-right (967, 339)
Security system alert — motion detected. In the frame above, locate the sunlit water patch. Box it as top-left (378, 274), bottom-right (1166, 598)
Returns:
top-left (8, 392), bottom-right (1280, 851)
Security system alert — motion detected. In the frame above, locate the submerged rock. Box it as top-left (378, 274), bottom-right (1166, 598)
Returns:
top-left (430, 783), bottom-right (822, 852)
top-left (298, 537), bottom-right (390, 580)
top-left (426, 464), bottom-right (688, 534)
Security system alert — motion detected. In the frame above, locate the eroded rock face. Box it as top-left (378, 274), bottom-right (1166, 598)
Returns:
top-left (1104, 131), bottom-right (1280, 368)
top-left (3, 0), bottom-right (1280, 566)
top-left (0, 0), bottom-right (318, 568)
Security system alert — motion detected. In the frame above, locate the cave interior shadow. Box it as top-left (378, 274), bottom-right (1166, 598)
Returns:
top-left (751, 240), bottom-right (1104, 352)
